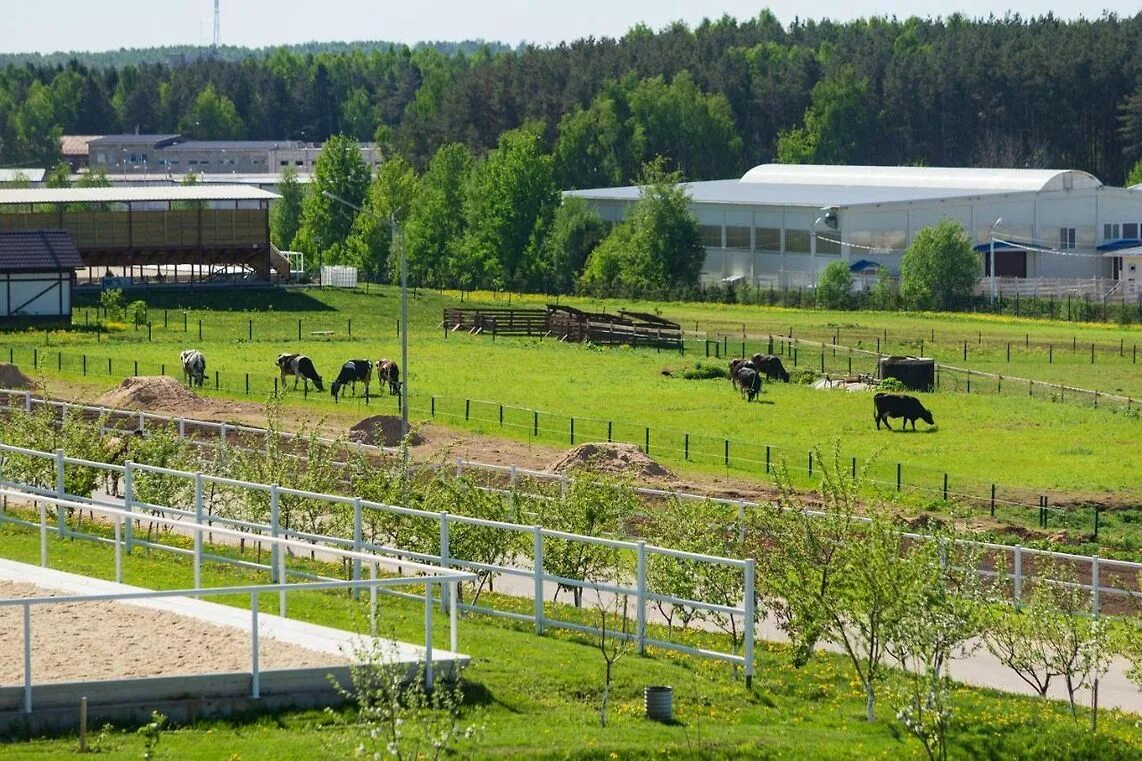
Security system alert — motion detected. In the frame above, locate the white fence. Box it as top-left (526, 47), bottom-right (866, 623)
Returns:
top-left (0, 439), bottom-right (758, 682)
top-left (0, 390), bottom-right (1137, 620)
top-left (0, 487), bottom-right (475, 713)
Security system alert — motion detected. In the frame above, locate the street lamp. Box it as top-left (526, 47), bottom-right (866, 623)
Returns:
top-left (989, 217), bottom-right (1003, 304)
top-left (322, 191), bottom-right (409, 448)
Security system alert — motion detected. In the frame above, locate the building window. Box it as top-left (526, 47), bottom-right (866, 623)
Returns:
top-left (785, 230), bottom-right (811, 253)
top-left (280, 160), bottom-right (289, 166)
top-left (295, 160), bottom-right (304, 166)
top-left (816, 232), bottom-right (842, 255)
top-left (1125, 223), bottom-right (1139, 239)
top-left (725, 226), bottom-right (750, 249)
top-left (755, 227), bottom-right (781, 251)
top-left (1104, 223), bottom-right (1120, 240)
top-left (699, 225), bottom-right (722, 248)
top-left (1059, 227), bottom-right (1076, 250)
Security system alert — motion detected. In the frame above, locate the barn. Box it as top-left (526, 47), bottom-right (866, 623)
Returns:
top-left (0, 230), bottom-right (84, 324)
top-left (567, 164), bottom-right (1142, 298)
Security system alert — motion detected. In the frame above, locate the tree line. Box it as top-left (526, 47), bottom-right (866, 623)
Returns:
top-left (2, 12), bottom-right (1141, 184)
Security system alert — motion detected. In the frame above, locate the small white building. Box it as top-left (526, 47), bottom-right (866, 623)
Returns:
top-left (567, 164), bottom-right (1142, 291)
top-left (0, 230), bottom-right (84, 323)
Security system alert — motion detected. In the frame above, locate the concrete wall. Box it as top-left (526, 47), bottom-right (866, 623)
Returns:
top-left (0, 272), bottom-right (71, 318)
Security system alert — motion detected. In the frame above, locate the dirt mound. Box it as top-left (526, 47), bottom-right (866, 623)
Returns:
top-left (96, 376), bottom-right (209, 413)
top-left (349, 415), bottom-right (424, 448)
top-left (0, 363), bottom-right (33, 389)
top-left (549, 442), bottom-right (674, 480)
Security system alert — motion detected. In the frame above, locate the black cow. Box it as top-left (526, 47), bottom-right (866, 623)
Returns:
top-left (331, 359), bottom-right (373, 400)
top-left (735, 366), bottom-right (762, 402)
top-left (750, 354), bottom-right (790, 383)
top-left (276, 353), bottom-right (324, 392)
top-left (728, 358), bottom-right (757, 390)
top-left (873, 393), bottom-right (935, 431)
top-left (376, 358), bottom-right (401, 395)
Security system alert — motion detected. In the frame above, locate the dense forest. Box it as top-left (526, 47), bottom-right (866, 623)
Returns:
top-left (2, 12), bottom-right (1140, 185)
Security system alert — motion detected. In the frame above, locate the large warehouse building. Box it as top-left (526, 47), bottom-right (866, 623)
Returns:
top-left (567, 164), bottom-right (1142, 299)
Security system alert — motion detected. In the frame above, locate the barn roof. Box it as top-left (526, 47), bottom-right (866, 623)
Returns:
top-left (739, 164), bottom-right (1103, 193)
top-left (0, 168), bottom-right (47, 183)
top-left (0, 185), bottom-right (279, 205)
top-left (0, 230), bottom-right (84, 272)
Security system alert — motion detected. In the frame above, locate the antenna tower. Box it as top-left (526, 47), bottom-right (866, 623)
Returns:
top-left (213, 0), bottom-right (221, 48)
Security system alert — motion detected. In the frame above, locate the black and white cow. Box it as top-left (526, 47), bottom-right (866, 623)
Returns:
top-left (331, 359), bottom-right (373, 400)
top-left (376, 358), bottom-right (401, 395)
top-left (180, 349), bottom-right (206, 388)
top-left (276, 353), bottom-right (324, 392)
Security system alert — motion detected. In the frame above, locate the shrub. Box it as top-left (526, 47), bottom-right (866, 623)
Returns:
top-left (816, 260), bottom-right (854, 310)
top-left (681, 361), bottom-right (730, 380)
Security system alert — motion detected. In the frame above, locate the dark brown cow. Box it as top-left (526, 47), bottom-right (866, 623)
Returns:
top-left (736, 366), bottom-right (762, 401)
top-left (750, 354), bottom-right (791, 382)
top-left (376, 358), bottom-right (401, 395)
top-left (728, 358), bottom-right (756, 390)
top-left (873, 393), bottom-right (935, 431)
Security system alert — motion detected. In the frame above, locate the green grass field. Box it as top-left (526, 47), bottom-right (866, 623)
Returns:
top-left (2, 519), bottom-right (1141, 760)
top-left (2, 287), bottom-right (1139, 508)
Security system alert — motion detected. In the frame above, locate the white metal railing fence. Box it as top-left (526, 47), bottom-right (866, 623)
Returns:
top-left (0, 392), bottom-right (1135, 620)
top-left (0, 445), bottom-right (758, 681)
top-left (0, 487), bottom-right (476, 714)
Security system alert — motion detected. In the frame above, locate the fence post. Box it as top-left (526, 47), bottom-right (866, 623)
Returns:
top-left (193, 473), bottom-right (204, 588)
top-left (297, 319), bottom-right (302, 341)
top-left (54, 449), bottom-right (66, 537)
top-left (533, 410), bottom-right (538, 438)
top-left (123, 462), bottom-right (134, 551)
top-left (198, 319), bottom-right (202, 341)
top-left (990, 484), bottom-right (996, 517)
top-left (251, 592), bottom-right (260, 699)
top-left (1092, 555), bottom-right (1100, 617)
top-left (684, 433), bottom-right (689, 461)
top-left (1014, 545), bottom-right (1023, 611)
top-left (270, 485), bottom-right (280, 583)
top-left (636, 542), bottom-right (647, 655)
top-left (352, 497), bottom-right (363, 594)
top-left (943, 473), bottom-right (948, 501)
top-left (439, 512), bottom-right (451, 613)
top-left (765, 445), bottom-right (770, 474)
top-left (808, 450), bottom-right (813, 476)
top-left (645, 427), bottom-right (650, 455)
top-left (744, 558), bottom-right (755, 689)
top-left (465, 399), bottom-right (470, 421)
top-left (533, 527), bottom-right (545, 635)
top-left (724, 439), bottom-right (730, 467)
top-left (570, 417), bottom-right (575, 445)
top-left (1094, 505), bottom-right (1100, 539)
top-left (896, 463), bottom-right (902, 491)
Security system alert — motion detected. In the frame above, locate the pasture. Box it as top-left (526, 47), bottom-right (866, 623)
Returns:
top-left (2, 518), bottom-right (1141, 760)
top-left (2, 286), bottom-right (1139, 506)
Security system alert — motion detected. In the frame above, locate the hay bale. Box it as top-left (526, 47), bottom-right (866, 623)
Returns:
top-left (348, 415), bottom-right (423, 448)
top-left (549, 442), bottom-right (673, 480)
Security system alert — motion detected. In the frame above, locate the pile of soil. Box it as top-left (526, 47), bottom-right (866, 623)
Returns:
top-left (95, 376), bottom-right (210, 414)
top-left (349, 415), bottom-right (424, 448)
top-left (549, 442), bottom-right (674, 480)
top-left (0, 363), bottom-right (33, 389)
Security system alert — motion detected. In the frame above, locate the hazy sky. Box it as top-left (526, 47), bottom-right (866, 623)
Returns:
top-left (1, 1), bottom-right (1136, 53)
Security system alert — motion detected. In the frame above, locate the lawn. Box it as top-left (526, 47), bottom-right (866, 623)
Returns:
top-left (2, 519), bottom-right (1140, 760)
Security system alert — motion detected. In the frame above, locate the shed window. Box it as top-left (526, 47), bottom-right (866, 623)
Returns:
top-left (785, 230), bottom-right (811, 253)
top-left (755, 227), bottom-right (781, 251)
top-left (1059, 227), bottom-right (1076, 250)
top-left (1104, 223), bottom-right (1120, 240)
top-left (699, 225), bottom-right (723, 248)
top-left (725, 226), bottom-right (750, 249)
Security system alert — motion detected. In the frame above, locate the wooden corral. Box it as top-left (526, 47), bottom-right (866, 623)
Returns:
top-left (443, 305), bottom-right (682, 349)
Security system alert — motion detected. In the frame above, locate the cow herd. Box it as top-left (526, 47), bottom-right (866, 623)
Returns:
top-left (178, 349), bottom-right (401, 401)
top-left (723, 353), bottom-right (936, 431)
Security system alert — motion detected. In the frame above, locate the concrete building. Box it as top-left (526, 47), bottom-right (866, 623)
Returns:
top-left (568, 164), bottom-right (1142, 297)
top-left (83, 135), bottom-right (379, 178)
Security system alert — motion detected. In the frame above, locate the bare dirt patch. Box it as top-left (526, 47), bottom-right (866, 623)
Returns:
top-left (0, 363), bottom-right (34, 390)
top-left (349, 415), bottom-right (425, 447)
top-left (93, 376), bottom-right (267, 421)
top-left (549, 442), bottom-right (675, 481)
top-left (0, 581), bottom-right (346, 685)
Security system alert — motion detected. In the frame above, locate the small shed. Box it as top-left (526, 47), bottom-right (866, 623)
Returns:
top-left (0, 230), bottom-right (85, 324)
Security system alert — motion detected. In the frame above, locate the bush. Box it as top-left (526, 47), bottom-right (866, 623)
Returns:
top-left (681, 361), bottom-right (730, 380)
top-left (816, 260), bottom-right (854, 310)
top-left (788, 367), bottom-right (818, 385)
top-left (877, 377), bottom-right (908, 392)
top-left (127, 300), bottom-right (148, 327)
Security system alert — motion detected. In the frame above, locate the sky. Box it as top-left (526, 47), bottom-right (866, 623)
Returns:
top-left (0, 0), bottom-right (1137, 53)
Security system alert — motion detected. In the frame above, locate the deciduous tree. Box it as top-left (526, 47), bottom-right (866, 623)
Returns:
top-left (899, 220), bottom-right (981, 311)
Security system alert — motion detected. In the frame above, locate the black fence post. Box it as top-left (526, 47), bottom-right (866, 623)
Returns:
top-left (684, 433), bottom-right (689, 460)
top-left (1091, 343), bottom-right (1095, 364)
top-left (765, 445), bottom-right (771, 474)
top-left (570, 417), bottom-right (575, 445)
top-left (106, 357), bottom-right (111, 374)
top-left (1006, 343), bottom-right (1010, 362)
top-left (298, 319), bottom-right (302, 341)
top-left (499, 405), bottom-right (504, 427)
top-left (465, 399), bottom-right (470, 421)
top-left (183, 312), bottom-right (188, 332)
top-left (990, 484), bottom-right (996, 517)
top-left (645, 427), bottom-right (650, 455)
top-left (147, 322), bottom-right (152, 341)
top-left (808, 450), bottom-right (813, 476)
top-left (248, 319), bottom-right (253, 342)
top-left (431, 396), bottom-right (436, 417)
top-left (943, 473), bottom-right (948, 501)
top-left (1049, 345), bottom-right (1053, 363)
top-left (851, 456), bottom-right (856, 478)
top-left (963, 341), bottom-right (967, 361)
top-left (348, 319), bottom-right (352, 338)
top-left (533, 410), bottom-right (538, 437)
top-left (163, 310), bottom-right (168, 329)
top-left (214, 370), bottom-right (219, 389)
top-left (198, 320), bottom-right (202, 341)
top-left (160, 363), bottom-right (165, 376)
top-left (245, 373), bottom-right (249, 395)
top-left (724, 439), bottom-right (730, 467)
top-left (82, 354), bottom-right (87, 376)
top-left (1094, 506), bottom-right (1100, 539)
top-left (607, 421), bottom-right (613, 442)
top-left (896, 463), bottom-right (902, 491)
top-left (133, 360), bottom-right (138, 377)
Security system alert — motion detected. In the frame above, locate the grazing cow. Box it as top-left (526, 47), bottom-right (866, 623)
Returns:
top-left (750, 354), bottom-right (791, 383)
top-left (728, 358), bottom-right (757, 389)
top-left (180, 349), bottom-right (206, 388)
top-left (102, 429), bottom-right (144, 497)
top-left (331, 359), bottom-right (373, 400)
top-left (873, 393), bottom-right (935, 431)
top-left (376, 358), bottom-right (401, 395)
top-left (735, 366), bottom-right (762, 402)
top-left (276, 353), bottom-right (324, 392)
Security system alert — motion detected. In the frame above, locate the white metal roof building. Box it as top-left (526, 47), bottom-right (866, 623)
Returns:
top-left (567, 164), bottom-right (1142, 293)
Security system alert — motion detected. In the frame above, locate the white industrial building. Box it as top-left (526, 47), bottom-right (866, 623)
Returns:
top-left (567, 164), bottom-right (1142, 299)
